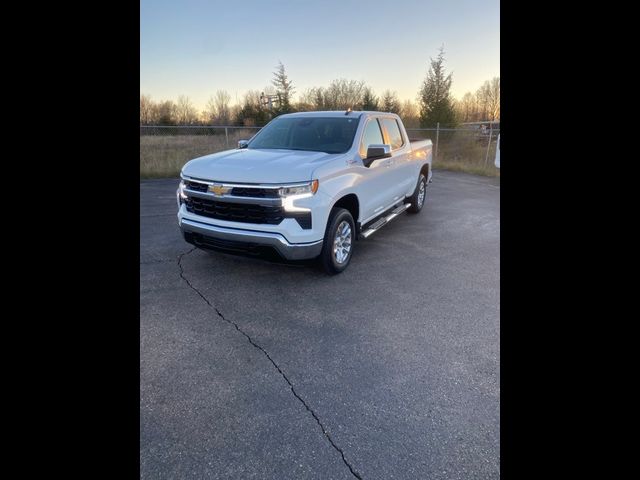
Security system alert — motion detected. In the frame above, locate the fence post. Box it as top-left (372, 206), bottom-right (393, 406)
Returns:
top-left (484, 122), bottom-right (493, 167)
top-left (435, 122), bottom-right (440, 163)
top-left (225, 127), bottom-right (229, 148)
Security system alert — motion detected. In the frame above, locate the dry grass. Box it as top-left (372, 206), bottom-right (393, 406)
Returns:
top-left (140, 129), bottom-right (500, 178)
top-left (140, 131), bottom-right (256, 178)
top-left (428, 130), bottom-right (500, 177)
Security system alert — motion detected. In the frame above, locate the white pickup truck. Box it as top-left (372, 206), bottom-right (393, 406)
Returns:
top-left (177, 111), bottom-right (432, 274)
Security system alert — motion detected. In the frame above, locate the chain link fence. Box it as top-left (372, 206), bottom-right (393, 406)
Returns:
top-left (140, 124), bottom-right (499, 178)
top-left (406, 123), bottom-right (500, 176)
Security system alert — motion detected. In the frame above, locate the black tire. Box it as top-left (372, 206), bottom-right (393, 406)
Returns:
top-left (407, 172), bottom-right (428, 214)
top-left (319, 208), bottom-right (355, 275)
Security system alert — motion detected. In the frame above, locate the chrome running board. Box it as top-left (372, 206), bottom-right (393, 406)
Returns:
top-left (360, 203), bottom-right (411, 239)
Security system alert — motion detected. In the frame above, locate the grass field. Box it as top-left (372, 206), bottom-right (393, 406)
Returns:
top-left (140, 129), bottom-right (500, 178)
top-left (140, 130), bottom-right (256, 178)
top-left (433, 130), bottom-right (500, 177)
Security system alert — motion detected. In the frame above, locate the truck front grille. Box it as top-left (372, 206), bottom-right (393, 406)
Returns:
top-left (184, 196), bottom-right (285, 225)
top-left (184, 180), bottom-right (208, 192)
top-left (230, 187), bottom-right (280, 198)
top-left (183, 181), bottom-right (279, 198)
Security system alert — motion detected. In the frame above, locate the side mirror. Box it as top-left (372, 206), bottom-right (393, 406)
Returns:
top-left (364, 144), bottom-right (392, 167)
top-left (238, 140), bottom-right (249, 149)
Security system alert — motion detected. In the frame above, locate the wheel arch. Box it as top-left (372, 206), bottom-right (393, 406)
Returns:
top-left (420, 163), bottom-right (430, 179)
top-left (331, 193), bottom-right (360, 234)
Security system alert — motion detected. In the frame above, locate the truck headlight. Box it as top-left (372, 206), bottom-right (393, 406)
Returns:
top-left (280, 180), bottom-right (318, 213)
top-left (177, 180), bottom-right (187, 205)
top-left (278, 180), bottom-right (319, 197)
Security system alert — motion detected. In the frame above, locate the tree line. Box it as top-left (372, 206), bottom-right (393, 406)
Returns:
top-left (140, 50), bottom-right (499, 129)
top-left (456, 77), bottom-right (500, 123)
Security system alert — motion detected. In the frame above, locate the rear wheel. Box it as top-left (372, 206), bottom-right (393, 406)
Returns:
top-left (320, 208), bottom-right (355, 275)
top-left (407, 173), bottom-right (427, 213)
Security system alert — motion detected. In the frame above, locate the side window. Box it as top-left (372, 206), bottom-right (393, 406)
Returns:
top-left (359, 119), bottom-right (384, 158)
top-left (380, 118), bottom-right (404, 150)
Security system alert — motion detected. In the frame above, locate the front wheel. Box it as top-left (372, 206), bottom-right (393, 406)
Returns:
top-left (319, 208), bottom-right (355, 275)
top-left (407, 173), bottom-right (428, 214)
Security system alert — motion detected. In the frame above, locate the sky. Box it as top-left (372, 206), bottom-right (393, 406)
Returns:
top-left (140, 0), bottom-right (499, 110)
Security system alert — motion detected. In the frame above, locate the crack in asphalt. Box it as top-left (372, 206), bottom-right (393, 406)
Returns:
top-left (140, 258), bottom-right (179, 265)
top-left (177, 248), bottom-right (363, 480)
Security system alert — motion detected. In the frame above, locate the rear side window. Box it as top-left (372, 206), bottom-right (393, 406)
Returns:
top-left (359, 119), bottom-right (384, 158)
top-left (380, 118), bottom-right (404, 150)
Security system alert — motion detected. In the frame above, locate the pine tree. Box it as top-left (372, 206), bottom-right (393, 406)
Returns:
top-left (418, 47), bottom-right (457, 128)
top-left (360, 87), bottom-right (379, 111)
top-left (381, 90), bottom-right (401, 114)
top-left (271, 62), bottom-right (295, 115)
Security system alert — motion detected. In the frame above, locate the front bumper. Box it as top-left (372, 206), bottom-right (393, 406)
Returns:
top-left (179, 217), bottom-right (323, 260)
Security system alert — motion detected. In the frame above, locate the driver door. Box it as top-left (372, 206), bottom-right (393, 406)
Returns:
top-left (357, 117), bottom-right (396, 221)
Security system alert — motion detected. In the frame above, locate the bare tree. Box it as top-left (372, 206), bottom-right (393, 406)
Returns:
top-left (299, 80), bottom-right (370, 111)
top-left (486, 77), bottom-right (500, 120)
top-left (453, 77), bottom-right (499, 122)
top-left (300, 87), bottom-right (326, 110)
top-left (140, 94), bottom-right (155, 125)
top-left (293, 99), bottom-right (315, 112)
top-left (400, 100), bottom-right (419, 128)
top-left (156, 100), bottom-right (177, 125)
top-left (237, 89), bottom-right (269, 126)
top-left (175, 95), bottom-right (198, 125)
top-left (207, 90), bottom-right (231, 125)
top-left (400, 99), bottom-right (418, 118)
top-left (324, 79), bottom-right (366, 110)
top-left (244, 89), bottom-right (263, 108)
top-left (475, 83), bottom-right (490, 121)
top-left (148, 102), bottom-right (160, 124)
top-left (229, 104), bottom-right (242, 124)
top-left (203, 96), bottom-right (217, 124)
top-left (457, 92), bottom-right (476, 122)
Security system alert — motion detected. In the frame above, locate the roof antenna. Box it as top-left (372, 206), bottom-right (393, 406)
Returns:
top-left (345, 107), bottom-right (352, 115)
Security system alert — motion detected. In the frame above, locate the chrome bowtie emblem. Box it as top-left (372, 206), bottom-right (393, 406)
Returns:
top-left (209, 184), bottom-right (231, 196)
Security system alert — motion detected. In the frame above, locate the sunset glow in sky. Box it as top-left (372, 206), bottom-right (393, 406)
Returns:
top-left (140, 0), bottom-right (499, 109)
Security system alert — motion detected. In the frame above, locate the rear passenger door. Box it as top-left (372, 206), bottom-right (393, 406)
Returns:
top-left (379, 117), bottom-right (415, 202)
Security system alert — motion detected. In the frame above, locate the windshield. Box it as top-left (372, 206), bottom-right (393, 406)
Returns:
top-left (248, 116), bottom-right (360, 154)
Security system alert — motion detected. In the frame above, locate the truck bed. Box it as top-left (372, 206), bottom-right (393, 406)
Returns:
top-left (408, 139), bottom-right (432, 150)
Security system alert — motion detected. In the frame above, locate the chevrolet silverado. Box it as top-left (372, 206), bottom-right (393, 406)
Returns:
top-left (177, 110), bottom-right (432, 274)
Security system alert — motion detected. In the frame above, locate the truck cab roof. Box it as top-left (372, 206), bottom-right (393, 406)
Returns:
top-left (278, 110), bottom-right (400, 120)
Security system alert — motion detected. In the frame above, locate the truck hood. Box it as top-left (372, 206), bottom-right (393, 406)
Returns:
top-left (181, 148), bottom-right (343, 184)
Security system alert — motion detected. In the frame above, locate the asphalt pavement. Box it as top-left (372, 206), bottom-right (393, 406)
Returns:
top-left (140, 170), bottom-right (500, 479)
